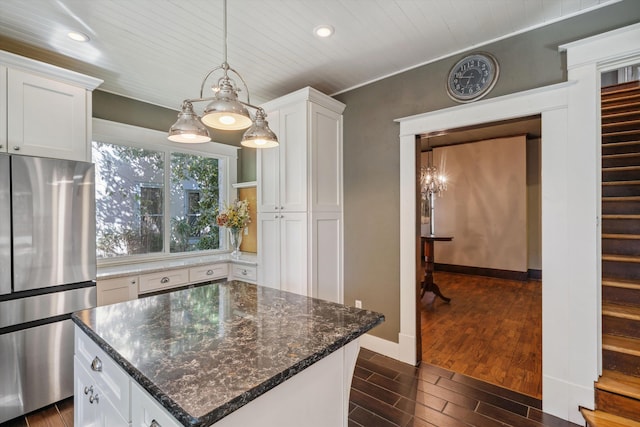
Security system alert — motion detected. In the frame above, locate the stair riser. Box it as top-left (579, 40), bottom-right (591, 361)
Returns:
top-left (603, 105), bottom-right (640, 117)
top-left (603, 349), bottom-right (640, 377)
top-left (602, 123), bottom-right (640, 134)
top-left (603, 285), bottom-right (640, 307)
top-left (602, 260), bottom-right (640, 281)
top-left (602, 184), bottom-right (640, 197)
top-left (602, 219), bottom-right (640, 234)
top-left (602, 200), bottom-right (640, 215)
top-left (603, 169), bottom-right (640, 182)
top-left (603, 316), bottom-right (640, 339)
top-left (603, 156), bottom-right (640, 168)
top-left (603, 134), bottom-right (640, 144)
top-left (602, 142), bottom-right (640, 156)
top-left (595, 389), bottom-right (640, 422)
top-left (602, 238), bottom-right (640, 256)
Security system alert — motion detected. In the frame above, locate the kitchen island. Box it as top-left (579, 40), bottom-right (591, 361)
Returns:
top-left (72, 281), bottom-right (384, 427)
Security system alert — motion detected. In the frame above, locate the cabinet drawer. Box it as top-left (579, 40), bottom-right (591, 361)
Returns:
top-left (74, 327), bottom-right (130, 422)
top-left (131, 381), bottom-right (181, 427)
top-left (74, 357), bottom-right (129, 426)
top-left (231, 264), bottom-right (257, 282)
top-left (97, 275), bottom-right (138, 306)
top-left (189, 263), bottom-right (228, 283)
top-left (139, 268), bottom-right (189, 294)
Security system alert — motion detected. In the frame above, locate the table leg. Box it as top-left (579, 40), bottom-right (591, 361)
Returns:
top-left (422, 239), bottom-right (451, 303)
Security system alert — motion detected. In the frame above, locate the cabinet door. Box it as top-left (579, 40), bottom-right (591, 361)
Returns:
top-left (0, 66), bottom-right (6, 153)
top-left (7, 69), bottom-right (87, 161)
top-left (75, 358), bottom-right (97, 426)
top-left (257, 212), bottom-right (280, 289)
top-left (257, 110), bottom-right (280, 212)
top-left (310, 102), bottom-right (342, 212)
top-left (280, 212), bottom-right (308, 296)
top-left (310, 212), bottom-right (342, 303)
top-left (279, 104), bottom-right (308, 212)
top-left (97, 275), bottom-right (138, 306)
top-left (131, 381), bottom-right (181, 427)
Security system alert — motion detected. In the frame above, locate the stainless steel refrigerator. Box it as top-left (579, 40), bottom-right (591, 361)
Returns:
top-left (0, 154), bottom-right (97, 423)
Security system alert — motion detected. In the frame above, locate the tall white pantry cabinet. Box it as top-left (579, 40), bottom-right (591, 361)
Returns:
top-left (257, 87), bottom-right (345, 304)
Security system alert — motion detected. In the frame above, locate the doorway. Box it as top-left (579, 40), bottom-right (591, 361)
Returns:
top-left (416, 118), bottom-right (542, 398)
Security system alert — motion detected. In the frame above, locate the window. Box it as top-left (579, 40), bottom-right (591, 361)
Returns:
top-left (92, 119), bottom-right (237, 261)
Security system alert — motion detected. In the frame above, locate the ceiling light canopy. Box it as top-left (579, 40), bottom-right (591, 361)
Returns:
top-left (168, 0), bottom-right (278, 148)
top-left (67, 31), bottom-right (89, 42)
top-left (314, 25), bottom-right (334, 38)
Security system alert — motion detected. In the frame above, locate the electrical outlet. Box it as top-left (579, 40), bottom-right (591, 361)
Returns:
top-left (244, 227), bottom-right (249, 235)
top-left (355, 300), bottom-right (362, 309)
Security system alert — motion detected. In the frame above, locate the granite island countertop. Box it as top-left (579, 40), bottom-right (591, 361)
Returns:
top-left (72, 281), bottom-right (384, 426)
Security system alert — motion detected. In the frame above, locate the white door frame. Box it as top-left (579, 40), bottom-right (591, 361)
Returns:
top-left (365, 23), bottom-right (640, 424)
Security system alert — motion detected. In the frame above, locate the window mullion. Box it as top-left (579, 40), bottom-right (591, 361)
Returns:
top-left (164, 148), bottom-right (171, 255)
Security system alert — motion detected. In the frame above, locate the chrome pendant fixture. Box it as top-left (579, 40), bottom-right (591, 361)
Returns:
top-left (168, 0), bottom-right (278, 148)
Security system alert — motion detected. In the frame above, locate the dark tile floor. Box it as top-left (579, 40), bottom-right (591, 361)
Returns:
top-left (1, 347), bottom-right (581, 427)
top-left (348, 347), bottom-right (581, 427)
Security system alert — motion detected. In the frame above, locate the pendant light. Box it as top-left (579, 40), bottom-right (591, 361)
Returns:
top-left (168, 0), bottom-right (278, 148)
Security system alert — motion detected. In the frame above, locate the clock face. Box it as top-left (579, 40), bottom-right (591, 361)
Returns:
top-left (446, 53), bottom-right (499, 103)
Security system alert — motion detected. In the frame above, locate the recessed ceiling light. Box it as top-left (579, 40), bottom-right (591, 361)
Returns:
top-left (314, 25), bottom-right (334, 38)
top-left (67, 31), bottom-right (90, 42)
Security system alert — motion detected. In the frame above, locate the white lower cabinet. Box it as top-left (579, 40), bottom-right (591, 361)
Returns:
top-left (97, 275), bottom-right (138, 306)
top-left (74, 327), bottom-right (130, 426)
top-left (139, 268), bottom-right (189, 294)
top-left (230, 264), bottom-right (257, 283)
top-left (131, 382), bottom-right (181, 427)
top-left (258, 212), bottom-right (307, 295)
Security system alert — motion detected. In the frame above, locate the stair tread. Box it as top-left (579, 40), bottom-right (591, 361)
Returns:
top-left (581, 408), bottom-right (640, 427)
top-left (603, 254), bottom-right (640, 263)
top-left (602, 152), bottom-right (640, 159)
top-left (597, 370), bottom-right (640, 400)
top-left (603, 129), bottom-right (640, 137)
top-left (603, 100), bottom-right (640, 114)
top-left (602, 180), bottom-right (640, 186)
top-left (602, 195), bottom-right (640, 201)
top-left (602, 214), bottom-right (640, 219)
top-left (602, 110), bottom-right (640, 121)
top-left (603, 334), bottom-right (640, 356)
top-left (603, 303), bottom-right (640, 321)
top-left (602, 233), bottom-right (640, 239)
top-left (602, 278), bottom-right (640, 290)
top-left (602, 139), bottom-right (640, 147)
top-left (602, 165), bottom-right (640, 172)
top-left (602, 118), bottom-right (640, 129)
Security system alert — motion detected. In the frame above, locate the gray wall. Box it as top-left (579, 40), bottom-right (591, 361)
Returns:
top-left (334, 0), bottom-right (640, 342)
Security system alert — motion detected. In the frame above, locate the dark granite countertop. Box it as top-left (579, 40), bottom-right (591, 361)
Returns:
top-left (72, 281), bottom-right (384, 426)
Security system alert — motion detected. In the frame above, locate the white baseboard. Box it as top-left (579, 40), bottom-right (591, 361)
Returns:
top-left (359, 332), bottom-right (417, 366)
top-left (543, 374), bottom-right (594, 425)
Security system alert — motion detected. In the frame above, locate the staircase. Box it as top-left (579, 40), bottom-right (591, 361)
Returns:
top-left (582, 81), bottom-right (640, 426)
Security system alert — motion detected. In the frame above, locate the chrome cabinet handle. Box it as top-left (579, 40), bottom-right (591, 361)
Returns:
top-left (206, 269), bottom-right (214, 276)
top-left (274, 206), bottom-right (279, 210)
top-left (83, 385), bottom-right (93, 395)
top-left (280, 206), bottom-right (284, 210)
top-left (91, 356), bottom-right (102, 372)
top-left (150, 420), bottom-right (161, 427)
top-left (160, 276), bottom-right (170, 284)
top-left (241, 269), bottom-right (248, 276)
top-left (89, 392), bottom-right (99, 404)
top-left (13, 146), bottom-right (20, 151)
top-left (0, 144), bottom-right (3, 149)
top-left (131, 279), bottom-right (137, 285)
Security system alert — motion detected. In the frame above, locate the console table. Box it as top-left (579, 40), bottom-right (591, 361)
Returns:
top-left (421, 235), bottom-right (453, 303)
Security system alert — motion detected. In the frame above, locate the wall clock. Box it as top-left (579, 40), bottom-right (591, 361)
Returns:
top-left (446, 52), bottom-right (499, 103)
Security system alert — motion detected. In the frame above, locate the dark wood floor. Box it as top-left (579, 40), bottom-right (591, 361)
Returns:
top-left (2, 349), bottom-right (577, 427)
top-left (422, 272), bottom-right (542, 399)
top-left (1, 273), bottom-right (568, 426)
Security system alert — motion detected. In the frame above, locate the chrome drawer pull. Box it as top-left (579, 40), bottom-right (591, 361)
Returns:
top-left (89, 392), bottom-right (99, 404)
top-left (150, 420), bottom-right (161, 427)
top-left (241, 269), bottom-right (248, 275)
top-left (13, 146), bottom-right (20, 151)
top-left (160, 276), bottom-right (170, 284)
top-left (91, 356), bottom-right (102, 372)
top-left (206, 269), bottom-right (214, 276)
top-left (83, 385), bottom-right (93, 395)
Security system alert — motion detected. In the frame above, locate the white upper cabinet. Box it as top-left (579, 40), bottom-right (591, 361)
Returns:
top-left (0, 51), bottom-right (102, 161)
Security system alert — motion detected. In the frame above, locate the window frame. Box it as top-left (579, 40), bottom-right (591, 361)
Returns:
top-left (92, 118), bottom-right (239, 267)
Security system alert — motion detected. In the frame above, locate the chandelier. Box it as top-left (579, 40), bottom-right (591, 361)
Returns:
top-left (421, 142), bottom-right (447, 235)
top-left (168, 0), bottom-right (278, 148)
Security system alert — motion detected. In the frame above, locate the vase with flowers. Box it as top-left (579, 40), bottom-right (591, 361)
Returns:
top-left (216, 199), bottom-right (251, 258)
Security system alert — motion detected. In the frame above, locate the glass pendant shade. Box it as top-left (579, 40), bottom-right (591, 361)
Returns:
top-left (168, 102), bottom-right (211, 143)
top-left (201, 79), bottom-right (252, 130)
top-left (241, 109), bottom-right (279, 148)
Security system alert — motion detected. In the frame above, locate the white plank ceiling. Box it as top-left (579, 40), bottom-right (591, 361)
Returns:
top-left (0, 0), bottom-right (621, 110)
